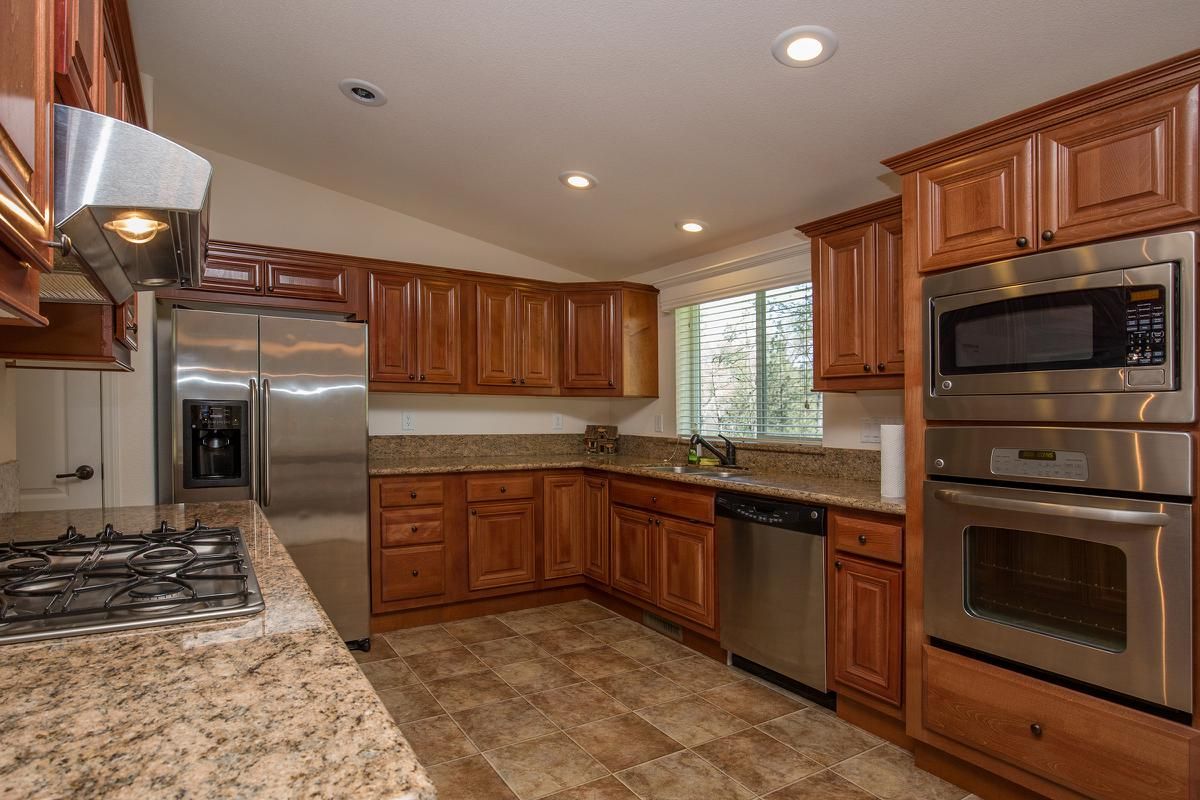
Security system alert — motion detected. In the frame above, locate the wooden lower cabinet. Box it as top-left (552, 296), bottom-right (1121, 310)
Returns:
top-left (832, 555), bottom-right (902, 707)
top-left (610, 505), bottom-right (656, 602)
top-left (582, 476), bottom-right (610, 584)
top-left (656, 517), bottom-right (716, 629)
top-left (467, 500), bottom-right (536, 591)
top-left (543, 474), bottom-right (584, 579)
top-left (380, 545), bottom-right (445, 602)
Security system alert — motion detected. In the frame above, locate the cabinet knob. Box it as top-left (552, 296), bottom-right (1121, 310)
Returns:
top-left (876, 363), bottom-right (885, 372)
top-left (266, 286), bottom-right (275, 292)
top-left (411, 569), bottom-right (420, 577)
top-left (511, 378), bottom-right (517, 384)
top-left (1030, 722), bottom-right (1043, 738)
top-left (254, 285), bottom-right (262, 291)
top-left (655, 518), bottom-right (661, 526)
top-left (470, 509), bottom-right (477, 516)
top-left (607, 380), bottom-right (614, 387)
top-left (862, 364), bottom-right (871, 372)
top-left (411, 525), bottom-right (418, 532)
top-left (1015, 236), bottom-right (1028, 248)
top-left (410, 491), bottom-right (418, 499)
top-left (419, 373), bottom-right (426, 381)
top-left (834, 560), bottom-right (842, 570)
top-left (1041, 230), bottom-right (1054, 242)
top-left (520, 378), bottom-right (526, 385)
top-left (858, 534), bottom-right (868, 545)
top-left (500, 486), bottom-right (507, 493)
top-left (651, 496), bottom-right (658, 503)
top-left (408, 373), bottom-right (415, 380)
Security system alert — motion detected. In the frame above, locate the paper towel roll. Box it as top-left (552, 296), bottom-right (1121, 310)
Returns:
top-left (880, 424), bottom-right (905, 499)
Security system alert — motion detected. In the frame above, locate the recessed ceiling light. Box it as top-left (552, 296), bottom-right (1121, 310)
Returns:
top-left (676, 219), bottom-right (707, 233)
top-left (559, 171), bottom-right (597, 190)
top-left (771, 26), bottom-right (838, 67)
top-left (338, 78), bottom-right (387, 106)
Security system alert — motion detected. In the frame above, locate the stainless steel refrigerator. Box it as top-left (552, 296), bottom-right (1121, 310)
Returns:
top-left (157, 306), bottom-right (369, 645)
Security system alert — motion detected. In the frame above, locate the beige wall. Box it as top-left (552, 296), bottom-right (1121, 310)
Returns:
top-left (0, 364), bottom-right (16, 462)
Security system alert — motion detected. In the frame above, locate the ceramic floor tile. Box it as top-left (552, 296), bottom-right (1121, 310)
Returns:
top-left (527, 682), bottom-right (629, 728)
top-left (524, 625), bottom-right (603, 655)
top-left (498, 607), bottom-right (576, 634)
top-left (484, 732), bottom-right (608, 800)
top-left (615, 750), bottom-right (754, 800)
top-left (652, 655), bottom-right (740, 693)
top-left (758, 709), bottom-right (882, 767)
top-left (352, 634), bottom-right (398, 663)
top-left (635, 695), bottom-right (747, 747)
top-left (693, 728), bottom-right (823, 795)
top-left (468, 635), bottom-right (550, 668)
top-left (699, 679), bottom-right (806, 724)
top-left (452, 696), bottom-right (558, 751)
top-left (609, 634), bottom-right (694, 666)
top-left (358, 657), bottom-right (420, 690)
top-left (566, 712), bottom-right (684, 771)
top-left (398, 714), bottom-right (479, 766)
top-left (427, 754), bottom-right (519, 800)
top-left (444, 615), bottom-right (519, 645)
top-left (548, 600), bottom-right (618, 624)
top-left (382, 624), bottom-right (461, 656)
top-left (577, 616), bottom-right (650, 643)
top-left (405, 645), bottom-right (490, 683)
top-left (426, 669), bottom-right (518, 712)
top-left (831, 744), bottom-right (969, 800)
top-left (375, 682), bottom-right (445, 724)
top-left (556, 646), bottom-right (642, 680)
top-left (591, 667), bottom-right (690, 710)
top-left (765, 769), bottom-right (878, 800)
top-left (544, 775), bottom-right (638, 799)
top-left (496, 657), bottom-right (584, 695)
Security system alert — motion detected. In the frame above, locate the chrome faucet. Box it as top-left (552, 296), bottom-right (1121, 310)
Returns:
top-left (690, 433), bottom-right (737, 467)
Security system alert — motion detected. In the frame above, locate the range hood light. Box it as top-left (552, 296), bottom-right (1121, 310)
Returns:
top-left (103, 212), bottom-right (169, 244)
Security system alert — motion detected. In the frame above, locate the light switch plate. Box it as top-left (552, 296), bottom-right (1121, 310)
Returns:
top-left (552, 413), bottom-right (563, 431)
top-left (861, 416), bottom-right (902, 443)
top-left (402, 412), bottom-right (415, 432)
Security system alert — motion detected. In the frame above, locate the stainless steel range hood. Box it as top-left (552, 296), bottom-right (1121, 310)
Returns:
top-left (53, 104), bottom-right (212, 304)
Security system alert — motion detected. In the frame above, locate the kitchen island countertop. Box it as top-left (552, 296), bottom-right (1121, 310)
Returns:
top-left (0, 501), bottom-right (434, 800)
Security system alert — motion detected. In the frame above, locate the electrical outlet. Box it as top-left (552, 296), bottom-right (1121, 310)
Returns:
top-left (860, 417), bottom-right (882, 444)
top-left (402, 412), bottom-right (415, 432)
top-left (654, 414), bottom-right (663, 433)
top-left (551, 413), bottom-right (563, 431)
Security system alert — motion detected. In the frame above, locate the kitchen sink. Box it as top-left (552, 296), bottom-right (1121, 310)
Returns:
top-left (645, 465), bottom-right (749, 479)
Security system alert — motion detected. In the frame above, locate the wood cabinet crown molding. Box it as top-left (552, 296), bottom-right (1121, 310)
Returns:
top-left (798, 196), bottom-right (902, 238)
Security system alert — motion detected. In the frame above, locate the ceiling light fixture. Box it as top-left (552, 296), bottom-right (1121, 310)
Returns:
top-left (338, 78), bottom-right (388, 106)
top-left (559, 171), bottom-right (597, 190)
top-left (676, 219), bottom-right (707, 233)
top-left (771, 26), bottom-right (838, 67)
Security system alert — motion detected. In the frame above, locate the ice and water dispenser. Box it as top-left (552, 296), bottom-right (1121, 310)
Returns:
top-left (181, 400), bottom-right (249, 488)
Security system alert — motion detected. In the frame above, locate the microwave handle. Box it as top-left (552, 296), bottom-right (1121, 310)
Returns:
top-left (932, 489), bottom-right (1170, 527)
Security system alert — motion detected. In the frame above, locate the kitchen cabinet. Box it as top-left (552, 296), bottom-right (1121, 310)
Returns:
top-left (380, 546), bottom-right (446, 602)
top-left (832, 555), bottom-right (902, 708)
top-left (266, 259), bottom-right (348, 303)
top-left (543, 473), bottom-right (584, 579)
top-left (0, 300), bottom-right (132, 370)
top-left (373, 476), bottom-right (451, 610)
top-left (799, 197), bottom-right (904, 390)
top-left (582, 475), bottom-right (610, 584)
top-left (54, 0), bottom-right (101, 111)
top-left (115, 291), bottom-right (137, 351)
top-left (199, 251), bottom-right (262, 294)
top-left (475, 284), bottom-right (557, 389)
top-left (562, 290), bottom-right (617, 390)
top-left (369, 271), bottom-right (462, 387)
top-left (183, 241), bottom-right (361, 312)
top-left (467, 500), bottom-right (536, 591)
top-left (561, 287), bottom-right (659, 397)
top-left (610, 505), bottom-right (656, 603)
top-left (656, 517), bottom-right (716, 629)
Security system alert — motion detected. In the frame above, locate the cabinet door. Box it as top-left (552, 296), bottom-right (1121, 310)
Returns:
top-left (916, 136), bottom-right (1035, 272)
top-left (115, 291), bottom-right (137, 351)
top-left (815, 224), bottom-right (875, 379)
top-left (199, 253), bottom-right (263, 294)
top-left (583, 476), bottom-right (610, 584)
top-left (97, 8), bottom-right (123, 121)
top-left (468, 501), bottom-right (536, 590)
top-left (54, 0), bottom-right (101, 110)
top-left (610, 506), bottom-right (655, 602)
top-left (369, 272), bottom-right (416, 382)
top-left (1038, 84), bottom-right (1200, 248)
top-left (266, 260), bottom-right (348, 302)
top-left (543, 474), bottom-right (584, 579)
top-left (476, 284), bottom-right (518, 386)
top-left (380, 545), bottom-right (446, 602)
top-left (563, 290), bottom-right (618, 390)
top-left (833, 556), bottom-right (902, 706)
top-left (519, 289), bottom-right (556, 387)
top-left (416, 277), bottom-right (462, 385)
top-left (657, 518), bottom-right (716, 629)
top-left (873, 215), bottom-right (905, 376)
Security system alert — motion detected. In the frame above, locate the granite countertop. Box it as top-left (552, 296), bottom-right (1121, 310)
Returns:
top-left (369, 454), bottom-right (906, 516)
top-left (0, 501), bottom-right (435, 800)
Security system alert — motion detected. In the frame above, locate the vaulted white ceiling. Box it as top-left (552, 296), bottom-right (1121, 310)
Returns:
top-left (129, 0), bottom-right (1200, 278)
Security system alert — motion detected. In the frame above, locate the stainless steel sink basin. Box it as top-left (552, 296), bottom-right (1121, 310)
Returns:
top-left (645, 465), bottom-right (748, 479)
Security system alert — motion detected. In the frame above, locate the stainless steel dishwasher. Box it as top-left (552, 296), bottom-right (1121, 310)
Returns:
top-left (716, 491), bottom-right (827, 694)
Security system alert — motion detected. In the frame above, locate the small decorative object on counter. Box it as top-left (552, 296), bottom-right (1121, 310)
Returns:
top-left (584, 424), bottom-right (619, 455)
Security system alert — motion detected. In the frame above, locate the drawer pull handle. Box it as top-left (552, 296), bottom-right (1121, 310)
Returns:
top-left (834, 560), bottom-right (842, 570)
top-left (1030, 722), bottom-right (1043, 738)
top-left (500, 486), bottom-right (507, 493)
top-left (411, 569), bottom-right (419, 577)
top-left (411, 525), bottom-right (418, 532)
top-left (410, 491), bottom-right (418, 499)
top-left (651, 496), bottom-right (658, 503)
top-left (858, 534), bottom-right (868, 545)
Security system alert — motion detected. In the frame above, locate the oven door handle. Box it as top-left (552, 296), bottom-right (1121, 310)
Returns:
top-left (932, 489), bottom-right (1170, 527)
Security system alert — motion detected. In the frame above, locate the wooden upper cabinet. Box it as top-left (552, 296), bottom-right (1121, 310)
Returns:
top-left (476, 284), bottom-right (518, 386)
top-left (115, 291), bottom-right (137, 351)
top-left (873, 215), bottom-right (905, 375)
top-left (199, 253), bottom-right (263, 294)
top-left (833, 556), bottom-right (903, 707)
top-left (98, 8), bottom-right (123, 121)
top-left (610, 505), bottom-right (655, 602)
top-left (583, 476), bottom-right (610, 584)
top-left (1038, 84), bottom-right (1200, 248)
top-left (266, 259), bottom-right (348, 303)
top-left (416, 276), bottom-right (462, 385)
top-left (370, 272), bottom-right (461, 386)
top-left (369, 272), bottom-right (417, 382)
top-left (467, 500), bottom-right (536, 591)
top-left (656, 518), bottom-right (716, 629)
top-left (519, 289), bottom-right (556, 388)
top-left (543, 474), bottom-right (584, 579)
top-left (915, 136), bottom-right (1035, 272)
top-left (815, 224), bottom-right (874, 379)
top-left (0, 0), bottom-right (54, 326)
top-left (563, 289), bottom-right (618, 391)
top-left (54, 0), bottom-right (101, 111)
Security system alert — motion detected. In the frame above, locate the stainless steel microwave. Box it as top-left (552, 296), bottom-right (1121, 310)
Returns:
top-left (923, 231), bottom-right (1196, 423)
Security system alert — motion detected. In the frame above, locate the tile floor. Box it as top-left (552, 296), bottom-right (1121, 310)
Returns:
top-left (355, 600), bottom-right (975, 800)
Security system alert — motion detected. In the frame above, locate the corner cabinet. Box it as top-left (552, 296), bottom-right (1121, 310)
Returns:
top-left (799, 197), bottom-right (904, 390)
top-left (369, 272), bottom-right (463, 389)
top-left (561, 287), bottom-right (659, 397)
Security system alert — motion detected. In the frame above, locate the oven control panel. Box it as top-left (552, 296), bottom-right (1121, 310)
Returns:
top-left (989, 448), bottom-right (1089, 481)
top-left (1126, 286), bottom-right (1167, 366)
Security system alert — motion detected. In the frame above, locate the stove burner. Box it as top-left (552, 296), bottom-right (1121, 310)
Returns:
top-left (127, 579), bottom-right (191, 601)
top-left (127, 543), bottom-right (197, 575)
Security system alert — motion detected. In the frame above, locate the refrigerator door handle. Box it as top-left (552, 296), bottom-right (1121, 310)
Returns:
top-left (261, 377), bottom-right (272, 507)
top-left (248, 378), bottom-right (259, 502)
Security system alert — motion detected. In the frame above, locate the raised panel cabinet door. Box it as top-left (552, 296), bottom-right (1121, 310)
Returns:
top-left (1038, 84), bottom-right (1200, 248)
top-left (54, 0), bottom-right (101, 110)
top-left (583, 476), bottom-right (610, 584)
top-left (833, 556), bottom-right (902, 707)
top-left (815, 224), bottom-right (875, 379)
top-left (873, 215), bottom-right (905, 376)
top-left (657, 518), bottom-right (716, 629)
top-left (475, 284), bottom-right (518, 386)
top-left (543, 474), bottom-right (584, 578)
top-left (379, 545), bottom-right (446, 602)
top-left (115, 290), bottom-right (137, 351)
top-left (519, 289), bottom-right (556, 387)
top-left (610, 505), bottom-right (655, 602)
top-left (98, 6), bottom-right (123, 120)
top-left (198, 253), bottom-right (263, 294)
top-left (563, 290), bottom-right (618, 390)
top-left (265, 260), bottom-right (348, 302)
top-left (467, 501), bottom-right (536, 590)
top-left (369, 272), bottom-right (417, 382)
top-left (916, 136), bottom-right (1035, 272)
top-left (416, 276), bottom-right (462, 385)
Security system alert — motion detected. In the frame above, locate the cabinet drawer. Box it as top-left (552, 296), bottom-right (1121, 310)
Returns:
top-left (923, 645), bottom-right (1200, 800)
top-left (199, 254), bottom-right (263, 294)
top-left (831, 512), bottom-right (903, 565)
top-left (266, 260), bottom-right (348, 302)
top-left (381, 507), bottom-right (444, 546)
top-left (380, 545), bottom-right (445, 601)
top-left (379, 478), bottom-right (446, 507)
top-left (466, 474), bottom-right (535, 502)
top-left (611, 479), bottom-right (714, 524)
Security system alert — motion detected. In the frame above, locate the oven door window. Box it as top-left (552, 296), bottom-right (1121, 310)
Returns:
top-left (964, 526), bottom-right (1127, 652)
top-left (940, 288), bottom-right (1129, 375)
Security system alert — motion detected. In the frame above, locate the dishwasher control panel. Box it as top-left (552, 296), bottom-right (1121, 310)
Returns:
top-left (715, 492), bottom-right (825, 534)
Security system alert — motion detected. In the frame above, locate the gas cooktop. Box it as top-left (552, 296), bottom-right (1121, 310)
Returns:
top-left (0, 519), bottom-right (264, 644)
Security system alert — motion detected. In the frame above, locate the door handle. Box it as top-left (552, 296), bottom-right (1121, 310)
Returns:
top-left (261, 378), bottom-right (272, 507)
top-left (248, 378), bottom-right (259, 502)
top-left (56, 465), bottom-right (94, 481)
top-left (932, 488), bottom-right (1170, 527)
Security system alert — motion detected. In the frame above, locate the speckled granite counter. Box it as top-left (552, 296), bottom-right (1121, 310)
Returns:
top-left (369, 454), bottom-right (906, 516)
top-left (0, 501), bottom-right (435, 800)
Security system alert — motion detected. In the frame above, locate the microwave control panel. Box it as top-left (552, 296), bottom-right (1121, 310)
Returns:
top-left (989, 448), bottom-right (1089, 481)
top-left (1126, 286), bottom-right (1167, 366)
